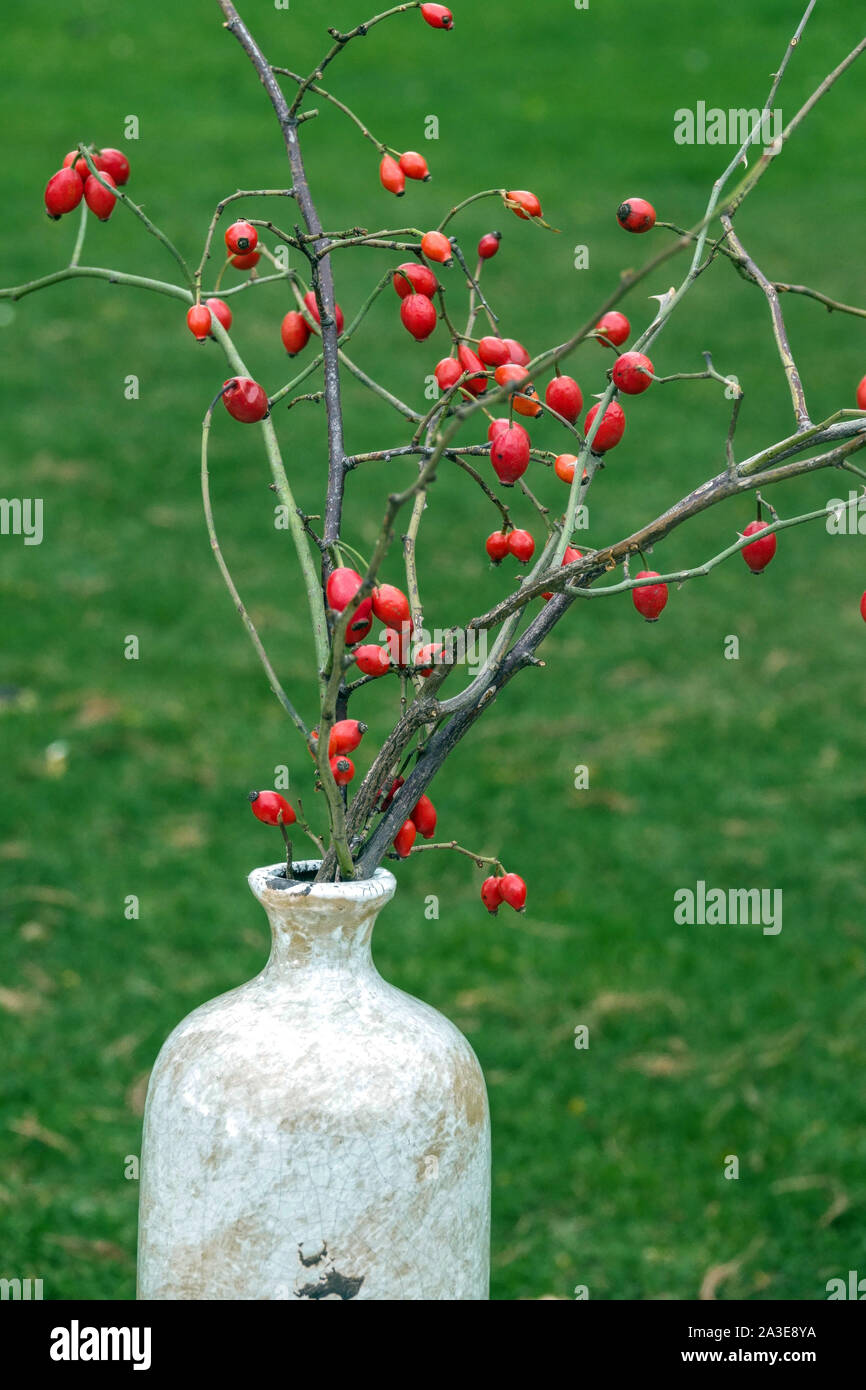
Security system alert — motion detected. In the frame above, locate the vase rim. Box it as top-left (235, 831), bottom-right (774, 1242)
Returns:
top-left (248, 859), bottom-right (396, 909)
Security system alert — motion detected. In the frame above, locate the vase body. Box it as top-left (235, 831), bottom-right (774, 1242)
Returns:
top-left (137, 862), bottom-right (490, 1300)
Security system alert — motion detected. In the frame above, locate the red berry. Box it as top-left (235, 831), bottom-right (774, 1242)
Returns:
top-left (506, 189), bottom-right (542, 221)
top-left (435, 357), bottom-right (463, 391)
top-left (330, 755), bottom-right (355, 786)
top-left (491, 423), bottom-right (531, 485)
top-left (380, 154), bottom-right (406, 197)
top-left (326, 568), bottom-right (373, 640)
top-left (225, 220), bottom-right (258, 255)
top-left (281, 310), bottom-right (311, 356)
top-left (741, 520), bottom-right (777, 574)
top-left (487, 417), bottom-right (510, 442)
top-left (584, 400), bottom-right (626, 452)
top-left (612, 351), bottom-right (654, 394)
top-left (205, 297), bottom-right (232, 332)
top-left (399, 151), bottom-right (430, 181)
top-left (63, 151), bottom-right (96, 181)
top-left (458, 343), bottom-right (487, 395)
top-left (595, 311), bottom-right (630, 348)
top-left (411, 794), bottom-right (437, 839)
top-left (393, 262), bottom-right (438, 299)
top-left (543, 546), bottom-right (582, 601)
top-left (385, 624), bottom-right (413, 667)
top-left (421, 230), bottom-right (453, 265)
top-left (494, 363), bottom-right (541, 417)
top-left (503, 338), bottom-right (531, 367)
top-left (222, 377), bottom-right (269, 423)
top-left (302, 290), bottom-right (344, 334)
top-left (380, 776), bottom-right (405, 811)
top-left (632, 571), bottom-right (668, 621)
top-left (186, 305), bottom-right (212, 342)
top-left (478, 336), bottom-right (511, 368)
top-left (508, 529), bottom-right (535, 563)
top-left (249, 790), bottom-right (296, 826)
top-left (478, 231), bottom-right (501, 259)
top-left (230, 249), bottom-right (261, 270)
top-left (393, 819), bottom-right (418, 858)
top-left (354, 644), bottom-right (391, 677)
top-left (856, 376), bottom-right (866, 410)
top-left (554, 453), bottom-right (578, 484)
top-left (480, 876), bottom-right (503, 914)
top-left (617, 197), bottom-right (656, 233)
top-left (45, 165), bottom-right (82, 216)
top-left (486, 530), bottom-right (510, 563)
top-left (84, 170), bottom-right (117, 221)
top-left (401, 292), bottom-right (438, 341)
top-left (420, 3), bottom-right (453, 29)
top-left (500, 872), bottom-right (527, 912)
top-left (860, 591), bottom-right (866, 623)
top-left (328, 719), bottom-right (367, 756)
top-left (372, 584), bottom-right (411, 628)
top-left (97, 147), bottom-right (130, 186)
top-left (545, 375), bottom-right (583, 423)
top-left (414, 642), bottom-right (444, 676)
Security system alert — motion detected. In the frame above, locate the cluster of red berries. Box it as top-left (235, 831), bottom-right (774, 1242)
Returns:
top-left (486, 528), bottom-right (535, 564)
top-left (380, 150), bottom-right (431, 197)
top-left (323, 568), bottom-right (443, 681)
top-left (186, 297), bottom-right (232, 342)
top-left (309, 718), bottom-right (368, 786)
top-left (395, 261), bottom-right (439, 341)
top-left (44, 145), bottom-right (129, 221)
top-left (282, 290), bottom-right (346, 357)
top-left (385, 780), bottom-right (437, 858)
top-left (480, 872), bottom-right (527, 914)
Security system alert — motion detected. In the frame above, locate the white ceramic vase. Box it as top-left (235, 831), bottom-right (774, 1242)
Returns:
top-left (137, 861), bottom-right (490, 1300)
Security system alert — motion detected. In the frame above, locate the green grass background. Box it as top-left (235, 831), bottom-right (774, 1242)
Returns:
top-left (1, 0), bottom-right (865, 1300)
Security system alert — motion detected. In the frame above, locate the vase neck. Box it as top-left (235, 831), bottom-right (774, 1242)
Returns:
top-left (248, 862), bottom-right (396, 977)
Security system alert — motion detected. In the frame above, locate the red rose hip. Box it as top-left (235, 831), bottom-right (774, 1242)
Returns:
top-left (584, 400), bottom-right (626, 452)
top-left (612, 351), bottom-right (654, 394)
top-left (225, 220), bottom-right (257, 255)
top-left (400, 293), bottom-right (438, 341)
top-left (741, 520), bottom-right (777, 573)
top-left (420, 3), bottom-right (453, 28)
top-left (545, 375), bottom-right (583, 422)
top-left (486, 530), bottom-right (510, 563)
top-left (490, 423), bottom-right (531, 485)
top-left (617, 197), bottom-right (656, 233)
top-left (281, 310), bottom-right (311, 356)
top-left (507, 529), bottom-right (535, 563)
top-left (632, 571), bottom-right (668, 621)
top-left (45, 167), bottom-right (84, 218)
top-left (222, 377), bottom-right (269, 423)
top-left (500, 872), bottom-right (527, 911)
top-left (393, 263), bottom-right (438, 299)
top-left (480, 876), bottom-right (503, 914)
top-left (249, 790), bottom-right (296, 826)
top-left (84, 170), bottom-right (117, 221)
top-left (595, 311), bottom-right (630, 347)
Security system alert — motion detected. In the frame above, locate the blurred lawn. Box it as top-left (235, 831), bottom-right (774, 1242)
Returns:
top-left (1, 0), bottom-right (865, 1301)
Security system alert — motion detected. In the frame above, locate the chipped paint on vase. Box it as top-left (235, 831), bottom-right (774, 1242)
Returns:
top-left (137, 862), bottom-right (491, 1300)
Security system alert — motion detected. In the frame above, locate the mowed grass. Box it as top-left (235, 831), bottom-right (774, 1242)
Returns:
top-left (1, 0), bottom-right (865, 1300)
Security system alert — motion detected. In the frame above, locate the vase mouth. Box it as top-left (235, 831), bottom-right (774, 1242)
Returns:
top-left (248, 860), bottom-right (397, 910)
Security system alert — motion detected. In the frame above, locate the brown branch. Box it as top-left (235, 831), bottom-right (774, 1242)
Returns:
top-left (721, 216), bottom-right (811, 431)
